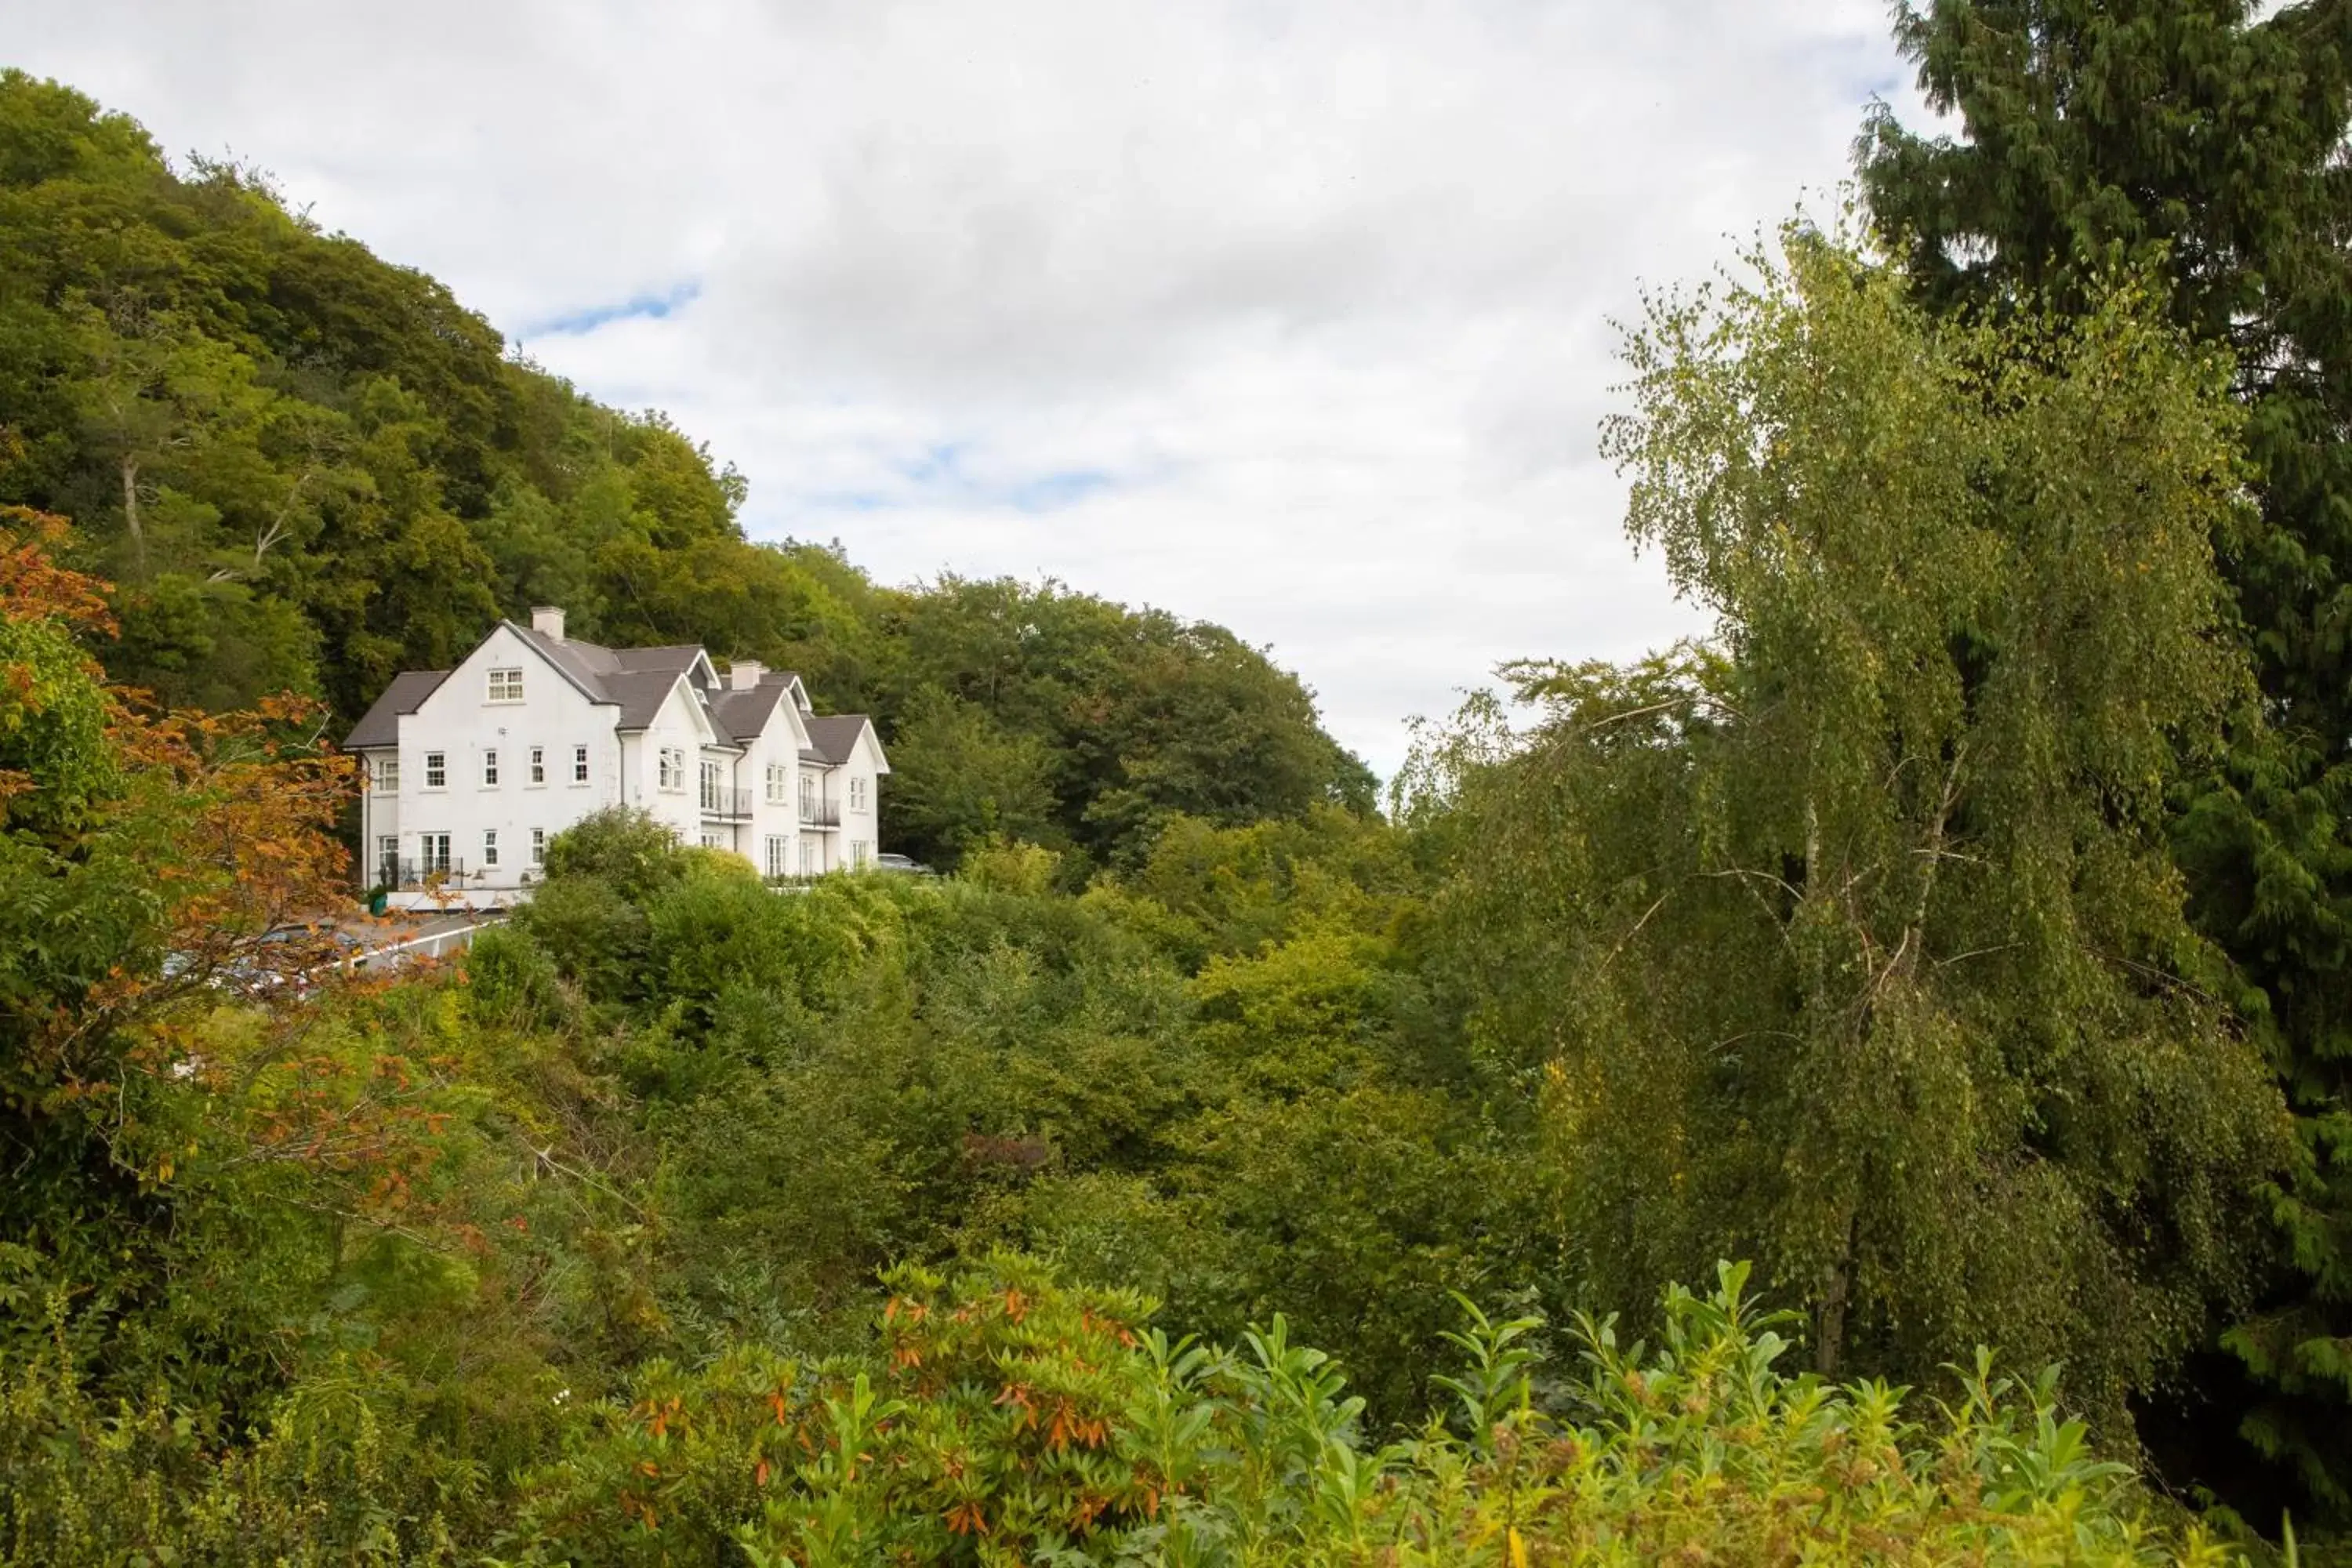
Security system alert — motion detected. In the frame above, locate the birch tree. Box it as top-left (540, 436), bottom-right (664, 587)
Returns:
top-left (1428, 230), bottom-right (2291, 1425)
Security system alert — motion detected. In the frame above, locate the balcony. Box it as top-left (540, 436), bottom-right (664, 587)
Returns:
top-left (699, 785), bottom-right (753, 821)
top-left (798, 800), bottom-right (840, 829)
top-left (379, 857), bottom-right (470, 890)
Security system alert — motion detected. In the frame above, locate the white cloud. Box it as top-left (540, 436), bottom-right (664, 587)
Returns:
top-left (5, 0), bottom-right (1930, 774)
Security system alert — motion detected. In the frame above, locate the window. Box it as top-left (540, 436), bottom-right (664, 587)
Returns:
top-left (423, 751), bottom-right (446, 789)
top-left (851, 840), bottom-right (872, 869)
top-left (572, 744), bottom-right (590, 785)
top-left (528, 746), bottom-right (546, 785)
top-left (849, 777), bottom-right (866, 811)
top-left (700, 832), bottom-right (724, 849)
top-left (481, 749), bottom-right (499, 786)
top-left (376, 835), bottom-right (398, 884)
top-left (800, 839), bottom-right (819, 875)
top-left (765, 762), bottom-right (788, 803)
top-left (487, 666), bottom-right (524, 702)
top-left (376, 755), bottom-right (400, 792)
top-left (659, 747), bottom-right (684, 792)
top-left (765, 835), bottom-right (789, 878)
top-left (482, 829), bottom-right (499, 869)
top-left (531, 828), bottom-right (546, 866)
top-left (421, 833), bottom-right (451, 874)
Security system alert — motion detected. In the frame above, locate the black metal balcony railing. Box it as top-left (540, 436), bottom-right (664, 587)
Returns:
top-left (798, 800), bottom-right (840, 828)
top-left (699, 786), bottom-right (754, 820)
top-left (380, 857), bottom-right (470, 890)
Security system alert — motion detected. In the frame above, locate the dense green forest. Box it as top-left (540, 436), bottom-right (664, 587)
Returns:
top-left (4, 0), bottom-right (2352, 1559)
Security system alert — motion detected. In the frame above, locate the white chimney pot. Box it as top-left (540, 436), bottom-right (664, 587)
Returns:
top-left (730, 660), bottom-right (764, 691)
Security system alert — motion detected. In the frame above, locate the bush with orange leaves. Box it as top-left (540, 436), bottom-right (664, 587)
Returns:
top-left (0, 505), bottom-right (356, 1060)
top-left (0, 507), bottom-right (395, 1388)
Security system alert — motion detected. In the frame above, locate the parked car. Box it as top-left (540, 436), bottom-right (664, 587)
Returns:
top-left (874, 852), bottom-right (934, 876)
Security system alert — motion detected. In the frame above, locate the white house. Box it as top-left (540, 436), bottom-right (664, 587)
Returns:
top-left (347, 607), bottom-right (888, 909)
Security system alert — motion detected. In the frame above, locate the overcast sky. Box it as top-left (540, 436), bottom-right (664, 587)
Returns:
top-left (8, 0), bottom-right (1929, 775)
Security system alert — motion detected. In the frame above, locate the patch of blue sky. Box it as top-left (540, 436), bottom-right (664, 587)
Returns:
top-left (891, 442), bottom-right (967, 486)
top-left (521, 280), bottom-right (702, 339)
top-left (797, 459), bottom-right (1117, 517)
top-left (798, 489), bottom-right (898, 514)
top-left (1001, 469), bottom-right (1114, 513)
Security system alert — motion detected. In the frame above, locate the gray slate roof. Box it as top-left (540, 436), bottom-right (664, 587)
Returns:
top-left (613, 670), bottom-right (697, 732)
top-left (342, 622), bottom-right (872, 756)
top-left (712, 681), bottom-right (792, 746)
top-left (802, 714), bottom-right (873, 767)
top-left (510, 624), bottom-right (704, 706)
top-left (343, 669), bottom-right (448, 749)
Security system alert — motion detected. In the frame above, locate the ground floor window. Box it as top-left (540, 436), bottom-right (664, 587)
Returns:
top-left (765, 835), bottom-right (789, 877)
top-left (531, 828), bottom-right (546, 865)
top-left (483, 829), bottom-right (499, 868)
top-left (421, 833), bottom-right (451, 874)
top-left (376, 836), bottom-right (397, 885)
top-left (850, 840), bottom-right (872, 869)
top-left (699, 832), bottom-right (724, 849)
top-left (800, 839), bottom-right (819, 875)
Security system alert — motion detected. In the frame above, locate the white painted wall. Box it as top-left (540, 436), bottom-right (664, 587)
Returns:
top-left (621, 680), bottom-right (715, 844)
top-left (741, 704), bottom-right (806, 878)
top-left (376, 623), bottom-right (622, 905)
top-left (839, 730), bottom-right (884, 870)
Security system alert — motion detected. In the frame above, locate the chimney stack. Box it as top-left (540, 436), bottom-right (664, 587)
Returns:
top-left (531, 606), bottom-right (566, 643)
top-left (730, 659), bottom-right (764, 691)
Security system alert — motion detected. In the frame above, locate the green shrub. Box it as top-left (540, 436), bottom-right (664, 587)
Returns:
top-left (494, 1257), bottom-right (2232, 1567)
top-left (0, 1325), bottom-right (483, 1566)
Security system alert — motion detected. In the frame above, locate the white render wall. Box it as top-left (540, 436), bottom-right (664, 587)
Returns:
top-left (613, 682), bottom-right (728, 846)
top-left (376, 623), bottom-right (626, 903)
top-left (837, 735), bottom-right (882, 871)
top-left (740, 709), bottom-right (807, 878)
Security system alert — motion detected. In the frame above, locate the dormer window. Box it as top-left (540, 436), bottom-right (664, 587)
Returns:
top-left (487, 666), bottom-right (524, 702)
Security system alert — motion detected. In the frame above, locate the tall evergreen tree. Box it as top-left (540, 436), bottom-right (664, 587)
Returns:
top-left (1858, 0), bottom-right (2352, 1525)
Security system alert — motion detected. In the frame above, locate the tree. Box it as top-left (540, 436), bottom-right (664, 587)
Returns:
top-left (1857, 0), bottom-right (2352, 1520)
top-left (882, 686), bottom-right (1058, 867)
top-left (0, 509), bottom-right (368, 1412)
top-left (874, 577), bottom-right (1376, 869)
top-left (1419, 232), bottom-right (2287, 1428)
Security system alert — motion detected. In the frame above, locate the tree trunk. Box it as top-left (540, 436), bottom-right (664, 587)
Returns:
top-left (1816, 1211), bottom-right (1856, 1376)
top-left (120, 452), bottom-right (144, 575)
